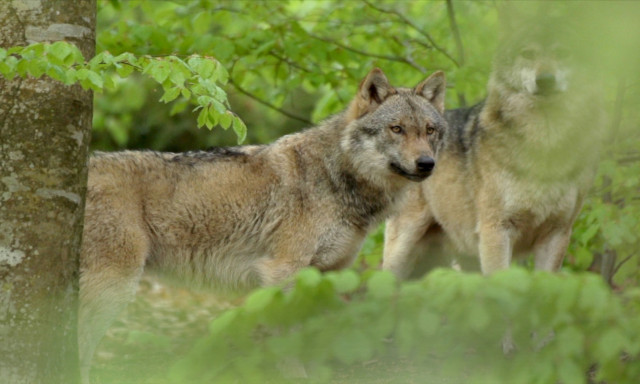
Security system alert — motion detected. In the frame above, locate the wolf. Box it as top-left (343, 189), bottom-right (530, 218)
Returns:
top-left (383, 22), bottom-right (605, 279)
top-left (78, 68), bottom-right (447, 382)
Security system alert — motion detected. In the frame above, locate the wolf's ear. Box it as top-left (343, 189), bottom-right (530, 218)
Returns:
top-left (348, 68), bottom-right (396, 120)
top-left (415, 71), bottom-right (446, 115)
top-left (359, 68), bottom-right (394, 104)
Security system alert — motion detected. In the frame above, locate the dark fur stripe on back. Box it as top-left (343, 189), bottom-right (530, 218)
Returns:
top-left (168, 146), bottom-right (249, 165)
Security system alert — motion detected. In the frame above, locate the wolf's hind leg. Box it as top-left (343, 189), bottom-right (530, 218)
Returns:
top-left (534, 227), bottom-right (572, 271)
top-left (383, 186), bottom-right (434, 279)
top-left (78, 223), bottom-right (149, 384)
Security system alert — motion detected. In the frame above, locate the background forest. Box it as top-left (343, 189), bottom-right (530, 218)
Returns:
top-left (2, 0), bottom-right (640, 383)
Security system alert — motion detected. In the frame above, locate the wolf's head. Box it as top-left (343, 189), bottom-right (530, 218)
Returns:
top-left (341, 68), bottom-right (446, 185)
top-left (492, 23), bottom-right (573, 97)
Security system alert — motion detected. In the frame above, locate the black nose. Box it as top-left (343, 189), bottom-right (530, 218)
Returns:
top-left (535, 73), bottom-right (556, 94)
top-left (415, 156), bottom-right (435, 173)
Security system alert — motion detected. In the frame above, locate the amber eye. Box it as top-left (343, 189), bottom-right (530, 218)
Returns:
top-left (426, 126), bottom-right (435, 135)
top-left (390, 125), bottom-right (404, 134)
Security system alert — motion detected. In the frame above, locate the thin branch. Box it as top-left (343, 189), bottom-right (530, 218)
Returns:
top-left (361, 0), bottom-right (460, 68)
top-left (446, 0), bottom-right (467, 106)
top-left (307, 33), bottom-right (427, 73)
top-left (228, 78), bottom-right (312, 125)
top-left (268, 50), bottom-right (313, 73)
top-left (446, 0), bottom-right (465, 66)
top-left (612, 253), bottom-right (635, 276)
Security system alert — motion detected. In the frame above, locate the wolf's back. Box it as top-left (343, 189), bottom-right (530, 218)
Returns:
top-left (443, 101), bottom-right (485, 153)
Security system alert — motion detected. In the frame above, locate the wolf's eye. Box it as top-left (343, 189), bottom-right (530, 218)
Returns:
top-left (520, 48), bottom-right (537, 60)
top-left (390, 125), bottom-right (404, 134)
top-left (426, 126), bottom-right (435, 135)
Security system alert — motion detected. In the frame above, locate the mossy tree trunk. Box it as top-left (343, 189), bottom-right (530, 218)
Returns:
top-left (0, 1), bottom-right (95, 383)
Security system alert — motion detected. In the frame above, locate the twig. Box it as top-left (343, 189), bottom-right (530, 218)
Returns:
top-left (612, 253), bottom-right (635, 276)
top-left (446, 0), bottom-right (465, 67)
top-left (307, 33), bottom-right (427, 73)
top-left (445, 0), bottom-right (467, 106)
top-left (361, 0), bottom-right (459, 68)
top-left (268, 50), bottom-right (313, 73)
top-left (228, 77), bottom-right (312, 125)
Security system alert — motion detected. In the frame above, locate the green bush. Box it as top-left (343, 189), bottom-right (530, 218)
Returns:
top-left (171, 268), bottom-right (640, 383)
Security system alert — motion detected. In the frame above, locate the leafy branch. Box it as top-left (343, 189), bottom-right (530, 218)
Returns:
top-left (361, 0), bottom-right (460, 68)
top-left (227, 77), bottom-right (313, 126)
top-left (0, 42), bottom-right (247, 143)
top-left (307, 33), bottom-right (427, 73)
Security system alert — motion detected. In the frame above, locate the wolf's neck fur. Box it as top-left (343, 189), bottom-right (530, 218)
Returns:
top-left (313, 113), bottom-right (400, 230)
top-left (479, 79), bottom-right (591, 182)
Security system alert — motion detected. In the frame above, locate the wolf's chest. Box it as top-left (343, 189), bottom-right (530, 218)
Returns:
top-left (498, 174), bottom-right (581, 227)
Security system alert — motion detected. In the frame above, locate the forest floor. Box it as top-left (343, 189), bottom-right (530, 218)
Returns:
top-left (91, 273), bottom-right (464, 384)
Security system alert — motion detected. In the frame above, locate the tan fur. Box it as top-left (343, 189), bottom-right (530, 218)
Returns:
top-left (78, 68), bottom-right (447, 383)
top-left (384, 27), bottom-right (605, 278)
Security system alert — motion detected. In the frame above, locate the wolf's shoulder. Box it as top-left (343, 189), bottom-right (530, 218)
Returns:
top-left (444, 101), bottom-right (485, 152)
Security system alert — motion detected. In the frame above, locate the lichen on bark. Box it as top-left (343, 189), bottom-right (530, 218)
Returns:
top-left (0, 1), bottom-right (96, 383)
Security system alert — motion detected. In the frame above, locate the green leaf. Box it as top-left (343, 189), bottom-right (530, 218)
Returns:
top-left (169, 100), bottom-right (188, 116)
top-left (87, 70), bottom-right (104, 90)
top-left (244, 287), bottom-right (280, 313)
top-left (367, 270), bottom-right (396, 299)
top-left (214, 62), bottom-right (229, 84)
top-left (189, 57), bottom-right (215, 79)
top-left (49, 41), bottom-right (72, 61)
top-left (219, 111), bottom-right (232, 130)
top-left (160, 86), bottom-right (180, 103)
top-left (467, 302), bottom-right (491, 332)
top-left (232, 116), bottom-right (247, 144)
top-left (209, 310), bottom-right (237, 335)
top-left (146, 60), bottom-right (171, 83)
top-left (116, 64), bottom-right (135, 78)
top-left (596, 328), bottom-right (628, 362)
top-left (27, 59), bottom-right (46, 78)
top-left (295, 268), bottom-right (322, 288)
top-left (325, 269), bottom-right (360, 294)
top-left (197, 107), bottom-right (208, 128)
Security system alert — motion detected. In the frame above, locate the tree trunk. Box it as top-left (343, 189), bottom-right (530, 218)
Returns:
top-left (0, 1), bottom-right (95, 383)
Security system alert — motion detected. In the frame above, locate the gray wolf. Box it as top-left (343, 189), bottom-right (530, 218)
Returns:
top-left (79, 68), bottom-right (448, 382)
top-left (383, 22), bottom-right (605, 279)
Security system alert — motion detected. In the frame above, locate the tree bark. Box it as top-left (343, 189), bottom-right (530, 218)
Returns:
top-left (0, 1), bottom-right (95, 383)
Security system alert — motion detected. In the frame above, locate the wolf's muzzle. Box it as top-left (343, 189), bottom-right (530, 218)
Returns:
top-left (535, 73), bottom-right (557, 95)
top-left (390, 158), bottom-right (434, 182)
top-left (415, 156), bottom-right (435, 173)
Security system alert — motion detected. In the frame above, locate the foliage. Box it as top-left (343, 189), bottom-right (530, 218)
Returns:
top-left (169, 268), bottom-right (640, 384)
top-left (91, 0), bottom-right (496, 148)
top-left (0, 41), bottom-right (246, 142)
top-left (2, 1), bottom-right (640, 382)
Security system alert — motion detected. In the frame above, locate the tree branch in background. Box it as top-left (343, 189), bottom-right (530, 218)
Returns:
top-left (362, 0), bottom-right (460, 68)
top-left (307, 33), bottom-right (427, 73)
top-left (268, 50), bottom-right (314, 73)
top-left (591, 77), bottom-right (627, 286)
top-left (228, 77), bottom-right (313, 125)
top-left (445, 0), bottom-right (467, 107)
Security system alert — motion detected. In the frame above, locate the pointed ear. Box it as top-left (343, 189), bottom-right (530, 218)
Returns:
top-left (347, 68), bottom-right (396, 120)
top-left (359, 68), bottom-right (394, 104)
top-left (415, 71), bottom-right (446, 115)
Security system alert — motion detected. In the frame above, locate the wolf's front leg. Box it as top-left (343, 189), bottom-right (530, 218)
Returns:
top-left (477, 221), bottom-right (513, 274)
top-left (383, 186), bottom-right (433, 279)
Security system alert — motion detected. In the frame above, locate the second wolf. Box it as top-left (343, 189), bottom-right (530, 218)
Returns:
top-left (383, 23), bottom-right (605, 278)
top-left (79, 68), bottom-right (447, 382)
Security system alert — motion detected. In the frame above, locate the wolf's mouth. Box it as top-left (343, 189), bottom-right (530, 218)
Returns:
top-left (389, 162), bottom-right (431, 182)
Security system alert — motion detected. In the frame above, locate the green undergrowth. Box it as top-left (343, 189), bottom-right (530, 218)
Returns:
top-left (170, 268), bottom-right (640, 384)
